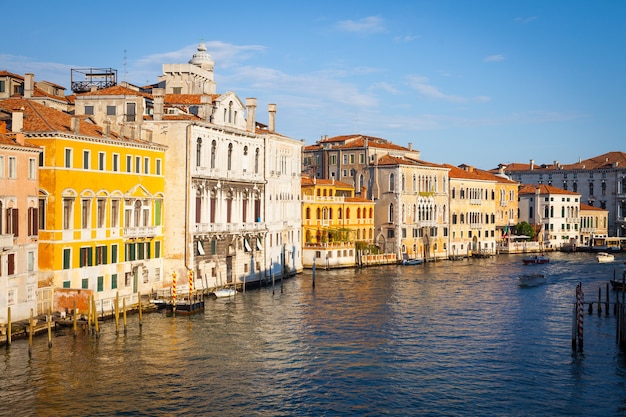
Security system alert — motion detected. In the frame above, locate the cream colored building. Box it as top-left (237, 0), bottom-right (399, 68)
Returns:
top-left (446, 164), bottom-right (498, 258)
top-left (368, 154), bottom-right (450, 261)
top-left (579, 203), bottom-right (609, 248)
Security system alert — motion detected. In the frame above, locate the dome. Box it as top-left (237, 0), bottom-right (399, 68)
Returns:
top-left (189, 42), bottom-right (214, 67)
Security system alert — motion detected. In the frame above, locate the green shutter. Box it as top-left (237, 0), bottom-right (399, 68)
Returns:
top-left (155, 200), bottom-right (162, 226)
top-left (63, 248), bottom-right (71, 269)
top-left (112, 245), bottom-right (118, 263)
top-left (111, 274), bottom-right (117, 289)
top-left (88, 247), bottom-right (93, 266)
top-left (97, 276), bottom-right (104, 292)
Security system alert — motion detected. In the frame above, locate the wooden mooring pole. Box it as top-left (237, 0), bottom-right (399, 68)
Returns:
top-left (6, 307), bottom-right (11, 347)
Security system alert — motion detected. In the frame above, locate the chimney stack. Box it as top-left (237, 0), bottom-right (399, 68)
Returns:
top-left (103, 120), bottom-right (111, 137)
top-left (246, 98), bottom-right (257, 132)
top-left (12, 111), bottom-right (24, 132)
top-left (71, 117), bottom-right (80, 134)
top-left (24, 73), bottom-right (35, 98)
top-left (153, 88), bottom-right (165, 121)
top-left (408, 142), bottom-right (413, 151)
top-left (268, 103), bottom-right (276, 133)
top-left (530, 159), bottom-right (534, 170)
top-left (15, 133), bottom-right (25, 145)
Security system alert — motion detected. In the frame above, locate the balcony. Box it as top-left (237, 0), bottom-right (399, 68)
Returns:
top-left (500, 200), bottom-right (509, 207)
top-left (123, 226), bottom-right (158, 238)
top-left (470, 199), bottom-right (482, 205)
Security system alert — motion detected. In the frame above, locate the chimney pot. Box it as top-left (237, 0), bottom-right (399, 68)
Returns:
top-left (246, 98), bottom-right (257, 133)
top-left (268, 103), bottom-right (276, 133)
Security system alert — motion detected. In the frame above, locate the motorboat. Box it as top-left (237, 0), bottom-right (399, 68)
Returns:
top-left (522, 255), bottom-right (549, 265)
top-left (402, 258), bottom-right (424, 266)
top-left (518, 274), bottom-right (547, 287)
top-left (595, 252), bottom-right (615, 263)
top-left (213, 287), bottom-right (236, 298)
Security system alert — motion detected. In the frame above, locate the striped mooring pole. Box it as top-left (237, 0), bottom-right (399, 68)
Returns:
top-left (576, 282), bottom-right (584, 352)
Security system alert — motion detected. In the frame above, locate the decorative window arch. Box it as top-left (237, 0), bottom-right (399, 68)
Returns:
top-left (196, 137), bottom-right (202, 167)
top-left (210, 140), bottom-right (216, 169)
top-left (227, 143), bottom-right (233, 170)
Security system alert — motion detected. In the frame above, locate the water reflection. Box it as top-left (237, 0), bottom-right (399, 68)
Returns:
top-left (2, 252), bottom-right (626, 416)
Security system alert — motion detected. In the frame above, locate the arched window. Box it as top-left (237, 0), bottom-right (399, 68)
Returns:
top-left (227, 143), bottom-right (233, 170)
top-left (228, 101), bottom-right (233, 123)
top-left (338, 208), bottom-right (343, 219)
top-left (196, 138), bottom-right (202, 167)
top-left (211, 140), bottom-right (216, 169)
top-left (389, 174), bottom-right (395, 192)
top-left (401, 174), bottom-right (406, 192)
top-left (305, 207), bottom-right (311, 220)
top-left (412, 174), bottom-right (417, 192)
top-left (346, 208), bottom-right (351, 219)
top-left (255, 148), bottom-right (260, 173)
top-left (389, 203), bottom-right (394, 223)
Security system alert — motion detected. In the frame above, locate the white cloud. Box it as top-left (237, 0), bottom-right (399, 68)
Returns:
top-left (514, 16), bottom-right (538, 24)
top-left (393, 34), bottom-right (421, 43)
top-left (406, 75), bottom-right (490, 103)
top-left (484, 54), bottom-right (505, 62)
top-left (335, 16), bottom-right (386, 34)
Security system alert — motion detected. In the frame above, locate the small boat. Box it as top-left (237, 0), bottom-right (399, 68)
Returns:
top-left (518, 274), bottom-right (547, 287)
top-left (402, 258), bottom-right (423, 266)
top-left (610, 279), bottom-right (626, 291)
top-left (213, 287), bottom-right (236, 298)
top-left (522, 255), bottom-right (549, 265)
top-left (595, 252), bottom-right (615, 263)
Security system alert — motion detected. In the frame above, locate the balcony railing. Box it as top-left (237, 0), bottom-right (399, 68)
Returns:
top-left (123, 226), bottom-right (158, 238)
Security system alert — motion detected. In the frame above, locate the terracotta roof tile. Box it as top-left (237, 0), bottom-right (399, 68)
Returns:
top-left (519, 183), bottom-right (580, 196)
top-left (78, 85), bottom-right (152, 99)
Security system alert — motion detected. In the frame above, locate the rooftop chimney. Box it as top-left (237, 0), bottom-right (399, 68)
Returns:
top-left (103, 120), bottom-right (111, 137)
top-left (12, 111), bottom-right (23, 132)
top-left (24, 73), bottom-right (35, 98)
top-left (15, 133), bottom-right (25, 145)
top-left (153, 88), bottom-right (165, 121)
top-left (70, 117), bottom-right (80, 134)
top-left (268, 103), bottom-right (276, 133)
top-left (246, 98), bottom-right (257, 132)
top-left (530, 159), bottom-right (535, 170)
top-left (408, 142), bottom-right (413, 151)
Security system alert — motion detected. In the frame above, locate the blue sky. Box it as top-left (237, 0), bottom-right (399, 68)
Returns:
top-left (2, 1), bottom-right (624, 169)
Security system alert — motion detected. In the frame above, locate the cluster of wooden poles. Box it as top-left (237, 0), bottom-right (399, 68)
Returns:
top-left (573, 278), bottom-right (626, 353)
top-left (3, 291), bottom-right (144, 357)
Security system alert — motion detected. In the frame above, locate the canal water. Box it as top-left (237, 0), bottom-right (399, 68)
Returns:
top-left (2, 252), bottom-right (626, 416)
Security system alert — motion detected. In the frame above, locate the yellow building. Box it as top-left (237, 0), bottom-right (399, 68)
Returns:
top-left (0, 97), bottom-right (166, 312)
top-left (446, 164), bottom-right (499, 258)
top-left (579, 203), bottom-right (609, 248)
top-left (302, 177), bottom-right (375, 268)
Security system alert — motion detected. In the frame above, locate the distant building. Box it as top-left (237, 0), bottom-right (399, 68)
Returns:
top-left (445, 164), bottom-right (499, 258)
top-left (496, 152), bottom-right (626, 236)
top-left (301, 176), bottom-right (375, 268)
top-left (518, 184), bottom-right (581, 249)
top-left (0, 130), bottom-right (41, 323)
top-left (579, 203), bottom-right (609, 248)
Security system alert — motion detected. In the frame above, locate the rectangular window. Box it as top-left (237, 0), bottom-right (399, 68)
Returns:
top-left (38, 198), bottom-right (46, 230)
top-left (126, 155), bottom-right (132, 173)
top-left (144, 157), bottom-right (149, 174)
top-left (6, 208), bottom-right (18, 236)
top-left (111, 274), bottom-right (118, 290)
top-left (83, 150), bottom-right (90, 169)
top-left (98, 152), bottom-right (105, 170)
top-left (359, 153), bottom-right (365, 164)
top-left (156, 159), bottom-right (162, 175)
top-left (113, 154), bottom-right (119, 172)
top-left (84, 105), bottom-right (94, 115)
top-left (106, 105), bottom-right (116, 115)
top-left (63, 248), bottom-right (71, 269)
top-left (155, 241), bottom-right (161, 258)
top-left (97, 276), bottom-right (104, 292)
top-left (27, 251), bottom-right (35, 271)
top-left (80, 247), bottom-right (93, 267)
top-left (330, 155), bottom-right (337, 165)
top-left (28, 158), bottom-right (37, 179)
top-left (82, 278), bottom-right (89, 289)
top-left (63, 281), bottom-right (70, 288)
top-left (63, 198), bottom-right (73, 229)
top-left (65, 148), bottom-right (72, 168)
top-left (8, 157), bottom-right (16, 178)
top-left (97, 199), bottom-right (106, 228)
top-left (0, 155), bottom-right (4, 178)
top-left (111, 244), bottom-right (118, 263)
top-left (28, 207), bottom-right (38, 236)
top-left (7, 253), bottom-right (15, 275)
top-left (81, 199), bottom-right (90, 229)
top-left (154, 200), bottom-right (162, 226)
top-left (135, 156), bottom-right (140, 173)
top-left (126, 102), bottom-right (136, 122)
top-left (96, 245), bottom-right (107, 265)
top-left (111, 200), bottom-right (119, 228)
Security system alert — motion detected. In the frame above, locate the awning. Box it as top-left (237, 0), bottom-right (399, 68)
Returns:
top-left (244, 239), bottom-right (251, 252)
top-left (256, 238), bottom-right (263, 251)
top-left (197, 241), bottom-right (205, 255)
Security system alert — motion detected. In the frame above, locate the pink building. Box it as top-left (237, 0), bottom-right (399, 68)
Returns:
top-left (0, 125), bottom-right (41, 324)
